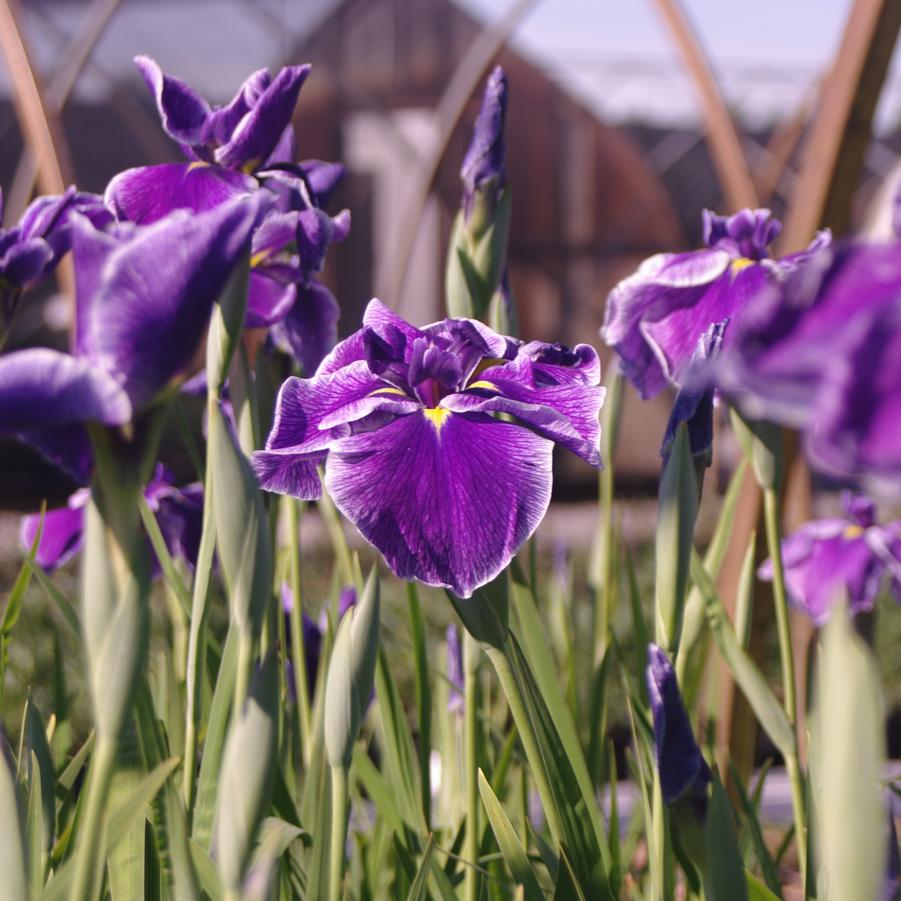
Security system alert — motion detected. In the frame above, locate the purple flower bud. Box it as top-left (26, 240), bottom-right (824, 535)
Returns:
top-left (460, 66), bottom-right (508, 223)
top-left (646, 643), bottom-right (711, 805)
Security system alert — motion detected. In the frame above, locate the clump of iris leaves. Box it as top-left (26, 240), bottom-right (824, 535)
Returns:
top-left (0, 57), bottom-right (898, 901)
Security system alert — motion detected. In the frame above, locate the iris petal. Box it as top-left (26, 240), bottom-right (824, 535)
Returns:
top-left (324, 410), bottom-right (553, 597)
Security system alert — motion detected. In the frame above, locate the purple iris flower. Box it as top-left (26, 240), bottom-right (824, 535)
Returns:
top-left (105, 57), bottom-right (310, 224)
top-left (460, 65), bottom-right (507, 222)
top-left (253, 299), bottom-right (604, 597)
top-left (0, 187), bottom-right (111, 334)
top-left (247, 203), bottom-right (350, 373)
top-left (719, 237), bottom-right (901, 481)
top-left (602, 209), bottom-right (830, 399)
top-left (446, 624), bottom-right (464, 714)
top-left (0, 197), bottom-right (259, 443)
top-left (646, 643), bottom-right (711, 805)
top-left (20, 465), bottom-right (203, 573)
top-left (758, 493), bottom-right (901, 626)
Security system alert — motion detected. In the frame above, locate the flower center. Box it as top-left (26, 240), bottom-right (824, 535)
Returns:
top-left (423, 407), bottom-right (451, 431)
top-left (843, 524), bottom-right (864, 539)
top-left (730, 257), bottom-right (755, 275)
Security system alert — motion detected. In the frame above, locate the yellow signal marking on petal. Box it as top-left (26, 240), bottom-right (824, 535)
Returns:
top-left (370, 386), bottom-right (409, 397)
top-left (843, 524), bottom-right (864, 539)
top-left (250, 249), bottom-right (270, 268)
top-left (467, 379), bottom-right (499, 392)
top-left (423, 407), bottom-right (451, 430)
top-left (731, 257), bottom-right (755, 274)
top-left (186, 161), bottom-right (210, 172)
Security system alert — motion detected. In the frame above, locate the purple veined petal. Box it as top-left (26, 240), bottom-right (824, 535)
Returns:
top-left (443, 380), bottom-right (604, 466)
top-left (261, 360), bottom-right (413, 456)
top-left (79, 197), bottom-right (260, 408)
top-left (134, 55), bottom-right (211, 146)
top-left (362, 297), bottom-right (424, 354)
top-left (315, 328), bottom-right (369, 376)
top-left (702, 208), bottom-right (781, 259)
top-left (324, 410), bottom-right (554, 598)
top-left (296, 208), bottom-right (340, 279)
top-left (264, 124), bottom-right (297, 166)
top-left (252, 447), bottom-right (326, 499)
top-left (104, 162), bottom-right (258, 225)
top-left (601, 248), bottom-right (732, 397)
top-left (298, 160), bottom-right (345, 206)
top-left (0, 238), bottom-right (54, 287)
top-left (494, 340), bottom-right (600, 387)
top-left (204, 67), bottom-right (271, 145)
top-left (759, 521), bottom-right (883, 626)
top-left (153, 481), bottom-right (204, 568)
top-left (246, 272), bottom-right (297, 328)
top-left (214, 65), bottom-right (310, 170)
top-left (0, 348), bottom-right (131, 434)
top-left (641, 263), bottom-right (768, 388)
top-left (21, 423), bottom-right (95, 484)
top-left (646, 644), bottom-right (711, 804)
top-left (805, 295), bottom-right (901, 480)
top-left (270, 281), bottom-right (341, 374)
top-left (19, 487), bottom-right (90, 571)
top-left (252, 210), bottom-right (300, 259)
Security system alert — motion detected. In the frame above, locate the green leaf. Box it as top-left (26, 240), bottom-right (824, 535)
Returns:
top-left (655, 422), bottom-right (698, 653)
top-left (138, 496), bottom-right (192, 618)
top-left (25, 561), bottom-right (80, 635)
top-left (704, 777), bottom-right (749, 901)
top-left (676, 459), bottom-right (748, 688)
top-left (0, 739), bottom-right (28, 901)
top-left (728, 760), bottom-right (782, 897)
top-left (690, 552), bottom-right (795, 759)
top-left (812, 601), bottom-right (886, 901)
top-left (193, 626), bottom-right (238, 848)
top-left (478, 770), bottom-right (544, 900)
top-left (26, 750), bottom-right (46, 891)
top-left (406, 583), bottom-right (432, 826)
top-left (20, 701), bottom-right (55, 855)
top-left (510, 572), bottom-right (612, 875)
top-left (42, 757), bottom-right (180, 901)
top-left (746, 870), bottom-right (782, 901)
top-left (404, 832), bottom-right (436, 901)
top-left (2, 505), bottom-right (41, 635)
top-left (189, 838), bottom-right (223, 900)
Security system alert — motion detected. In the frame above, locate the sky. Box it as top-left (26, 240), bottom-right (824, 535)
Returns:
top-left (7, 0), bottom-right (901, 133)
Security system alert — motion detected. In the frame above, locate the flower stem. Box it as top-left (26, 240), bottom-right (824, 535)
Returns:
top-left (317, 474), bottom-right (355, 588)
top-left (463, 632), bottom-right (480, 901)
top-left (328, 765), bottom-right (349, 901)
top-left (286, 497), bottom-right (313, 764)
top-left (71, 736), bottom-right (117, 901)
top-left (234, 629), bottom-right (253, 715)
top-left (484, 640), bottom-right (567, 848)
top-left (762, 486), bottom-right (807, 886)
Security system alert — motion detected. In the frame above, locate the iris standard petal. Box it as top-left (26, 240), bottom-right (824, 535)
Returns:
top-left (324, 410), bottom-right (554, 598)
top-left (134, 55), bottom-right (210, 146)
top-left (646, 643), bottom-right (711, 804)
top-left (19, 489), bottom-right (89, 571)
top-left (79, 198), bottom-right (259, 407)
top-left (0, 348), bottom-right (131, 433)
top-left (105, 162), bottom-right (257, 225)
top-left (214, 65), bottom-right (310, 170)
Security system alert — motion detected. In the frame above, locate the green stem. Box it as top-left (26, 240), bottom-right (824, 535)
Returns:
top-left (70, 736), bottom-right (117, 901)
top-left (286, 498), bottom-right (313, 763)
top-left (328, 765), bottom-right (349, 901)
top-left (317, 477), bottom-right (355, 588)
top-left (762, 486), bottom-right (807, 886)
top-left (484, 641), bottom-right (567, 848)
top-left (182, 394), bottom-right (218, 813)
top-left (463, 633), bottom-right (480, 901)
